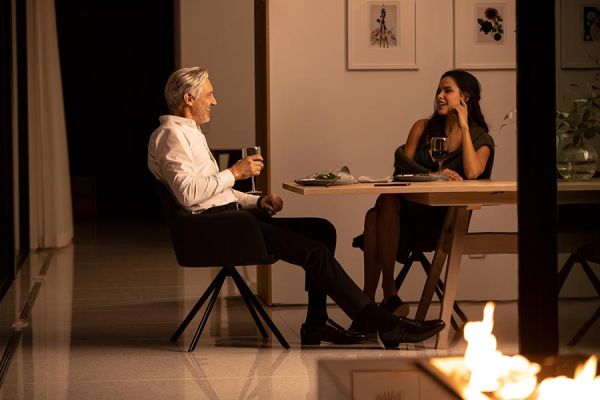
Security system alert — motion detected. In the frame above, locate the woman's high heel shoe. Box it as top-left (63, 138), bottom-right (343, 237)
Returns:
top-left (380, 295), bottom-right (410, 317)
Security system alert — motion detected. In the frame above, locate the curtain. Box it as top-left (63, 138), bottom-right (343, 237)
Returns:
top-left (27, 0), bottom-right (73, 249)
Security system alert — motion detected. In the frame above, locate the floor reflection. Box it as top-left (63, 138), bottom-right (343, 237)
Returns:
top-left (0, 221), bottom-right (596, 399)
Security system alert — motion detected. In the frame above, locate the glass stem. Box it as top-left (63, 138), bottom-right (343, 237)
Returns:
top-left (438, 161), bottom-right (442, 173)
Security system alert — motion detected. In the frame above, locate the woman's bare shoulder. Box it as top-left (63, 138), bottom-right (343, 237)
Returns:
top-left (413, 118), bottom-right (429, 129)
top-left (408, 118), bottom-right (429, 138)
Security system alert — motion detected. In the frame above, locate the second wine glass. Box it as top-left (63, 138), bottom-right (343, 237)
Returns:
top-left (431, 137), bottom-right (449, 173)
top-left (241, 145), bottom-right (262, 194)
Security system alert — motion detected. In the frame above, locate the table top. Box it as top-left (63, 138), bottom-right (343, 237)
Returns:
top-left (282, 180), bottom-right (515, 195)
top-left (282, 178), bottom-right (600, 206)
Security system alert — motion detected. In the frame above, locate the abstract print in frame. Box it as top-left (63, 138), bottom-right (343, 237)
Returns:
top-left (454, 0), bottom-right (516, 69)
top-left (560, 0), bottom-right (600, 68)
top-left (347, 0), bottom-right (416, 70)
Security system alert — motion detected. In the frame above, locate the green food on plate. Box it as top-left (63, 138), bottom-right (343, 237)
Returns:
top-left (315, 172), bottom-right (338, 180)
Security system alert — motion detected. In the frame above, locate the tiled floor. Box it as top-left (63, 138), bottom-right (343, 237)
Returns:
top-left (0, 221), bottom-right (598, 399)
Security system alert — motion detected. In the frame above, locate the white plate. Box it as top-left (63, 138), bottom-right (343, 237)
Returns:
top-left (393, 174), bottom-right (450, 182)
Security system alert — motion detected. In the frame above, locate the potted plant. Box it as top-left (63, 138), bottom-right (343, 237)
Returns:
top-left (556, 82), bottom-right (600, 181)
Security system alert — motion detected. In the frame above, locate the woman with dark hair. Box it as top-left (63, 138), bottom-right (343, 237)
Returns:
top-left (351, 70), bottom-right (495, 334)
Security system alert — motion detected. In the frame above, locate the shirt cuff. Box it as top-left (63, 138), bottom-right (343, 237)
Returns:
top-left (240, 194), bottom-right (261, 209)
top-left (218, 169), bottom-right (236, 188)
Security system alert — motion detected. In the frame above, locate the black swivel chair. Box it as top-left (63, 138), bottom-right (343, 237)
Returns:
top-left (556, 203), bottom-right (600, 346)
top-left (156, 182), bottom-right (289, 351)
top-left (558, 241), bottom-right (600, 346)
top-left (352, 229), bottom-right (468, 331)
top-left (364, 144), bottom-right (495, 330)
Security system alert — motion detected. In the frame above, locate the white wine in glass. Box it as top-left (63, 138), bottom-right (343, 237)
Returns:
top-left (241, 145), bottom-right (262, 194)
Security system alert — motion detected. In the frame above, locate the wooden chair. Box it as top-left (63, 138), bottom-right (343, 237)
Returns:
top-left (156, 182), bottom-right (289, 351)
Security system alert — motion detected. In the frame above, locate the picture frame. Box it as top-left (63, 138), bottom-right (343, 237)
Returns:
top-left (453, 0), bottom-right (516, 69)
top-left (347, 0), bottom-right (416, 70)
top-left (560, 0), bottom-right (600, 69)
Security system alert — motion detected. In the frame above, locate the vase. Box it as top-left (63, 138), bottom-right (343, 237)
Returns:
top-left (556, 135), bottom-right (598, 181)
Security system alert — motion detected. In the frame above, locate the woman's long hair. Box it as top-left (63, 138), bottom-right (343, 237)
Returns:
top-left (421, 70), bottom-right (488, 143)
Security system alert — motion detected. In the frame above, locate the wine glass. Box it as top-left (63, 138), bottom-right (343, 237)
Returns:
top-left (241, 145), bottom-right (262, 194)
top-left (431, 137), bottom-right (449, 173)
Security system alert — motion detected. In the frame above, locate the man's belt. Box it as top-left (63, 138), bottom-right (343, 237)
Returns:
top-left (201, 202), bottom-right (242, 214)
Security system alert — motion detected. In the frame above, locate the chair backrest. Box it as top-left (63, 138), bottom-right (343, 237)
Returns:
top-left (156, 181), bottom-right (275, 267)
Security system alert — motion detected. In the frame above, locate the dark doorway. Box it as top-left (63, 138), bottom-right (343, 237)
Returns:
top-left (55, 0), bottom-right (175, 223)
top-left (0, 0), bottom-right (15, 292)
top-left (0, 0), bottom-right (29, 299)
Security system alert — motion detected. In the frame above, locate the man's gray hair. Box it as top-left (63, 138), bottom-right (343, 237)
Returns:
top-left (164, 66), bottom-right (209, 113)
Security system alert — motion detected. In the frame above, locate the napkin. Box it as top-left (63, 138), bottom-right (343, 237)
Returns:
top-left (357, 176), bottom-right (392, 183)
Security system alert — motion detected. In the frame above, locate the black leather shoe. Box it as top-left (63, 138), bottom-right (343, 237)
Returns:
top-left (348, 317), bottom-right (377, 338)
top-left (301, 319), bottom-right (368, 345)
top-left (377, 317), bottom-right (445, 349)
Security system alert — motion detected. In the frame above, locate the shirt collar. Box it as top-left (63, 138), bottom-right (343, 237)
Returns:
top-left (159, 115), bottom-right (201, 130)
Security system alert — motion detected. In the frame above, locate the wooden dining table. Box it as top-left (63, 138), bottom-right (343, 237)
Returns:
top-left (282, 178), bottom-right (600, 349)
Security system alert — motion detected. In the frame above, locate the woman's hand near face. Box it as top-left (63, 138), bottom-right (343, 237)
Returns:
top-left (450, 98), bottom-right (469, 130)
top-left (440, 168), bottom-right (463, 181)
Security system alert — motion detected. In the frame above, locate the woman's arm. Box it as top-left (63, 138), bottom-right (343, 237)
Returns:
top-left (461, 127), bottom-right (491, 179)
top-left (451, 99), bottom-right (490, 179)
top-left (404, 119), bottom-right (428, 159)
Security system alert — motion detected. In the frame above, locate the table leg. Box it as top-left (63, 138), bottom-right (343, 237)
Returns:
top-left (415, 207), bottom-right (455, 321)
top-left (436, 207), bottom-right (471, 349)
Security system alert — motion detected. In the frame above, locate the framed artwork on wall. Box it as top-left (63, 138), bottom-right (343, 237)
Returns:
top-left (453, 0), bottom-right (516, 69)
top-left (347, 0), bottom-right (416, 70)
top-left (560, 0), bottom-right (600, 69)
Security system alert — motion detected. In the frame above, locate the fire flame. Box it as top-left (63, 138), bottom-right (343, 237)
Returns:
top-left (463, 303), bottom-right (540, 399)
top-left (462, 302), bottom-right (600, 399)
top-left (536, 355), bottom-right (600, 399)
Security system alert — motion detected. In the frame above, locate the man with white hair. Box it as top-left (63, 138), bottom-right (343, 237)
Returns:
top-left (148, 66), bottom-right (445, 348)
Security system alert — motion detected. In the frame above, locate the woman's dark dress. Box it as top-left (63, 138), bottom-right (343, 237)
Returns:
top-left (354, 122), bottom-right (495, 262)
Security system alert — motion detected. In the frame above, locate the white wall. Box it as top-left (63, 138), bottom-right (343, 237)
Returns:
top-left (178, 0), bottom-right (256, 149)
top-left (268, 0), bottom-right (518, 304)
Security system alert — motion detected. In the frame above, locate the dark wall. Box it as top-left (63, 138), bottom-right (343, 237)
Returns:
top-left (1, 0), bottom-right (15, 286)
top-left (55, 0), bottom-right (174, 221)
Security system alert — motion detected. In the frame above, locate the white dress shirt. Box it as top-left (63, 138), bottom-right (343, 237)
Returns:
top-left (148, 115), bottom-right (259, 213)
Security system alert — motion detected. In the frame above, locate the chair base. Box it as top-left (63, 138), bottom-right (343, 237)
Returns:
top-left (558, 252), bottom-right (600, 346)
top-left (171, 266), bottom-right (290, 352)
